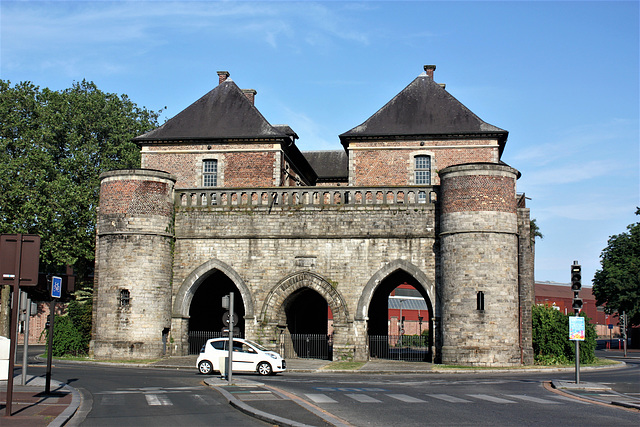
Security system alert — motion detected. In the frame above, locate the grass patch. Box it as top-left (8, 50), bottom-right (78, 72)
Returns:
top-left (44, 354), bottom-right (161, 364)
top-left (322, 361), bottom-right (366, 370)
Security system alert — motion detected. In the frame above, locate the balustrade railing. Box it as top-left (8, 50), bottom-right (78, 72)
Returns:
top-left (175, 186), bottom-right (435, 208)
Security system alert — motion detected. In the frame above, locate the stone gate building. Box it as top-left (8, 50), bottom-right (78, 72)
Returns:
top-left (92, 65), bottom-right (535, 366)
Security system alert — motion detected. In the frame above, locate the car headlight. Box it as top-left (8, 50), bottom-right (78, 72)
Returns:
top-left (268, 353), bottom-right (279, 359)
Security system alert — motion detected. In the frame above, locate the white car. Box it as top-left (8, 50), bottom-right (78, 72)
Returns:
top-left (196, 337), bottom-right (286, 376)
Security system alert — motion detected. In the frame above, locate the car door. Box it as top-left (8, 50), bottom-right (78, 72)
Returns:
top-left (231, 340), bottom-right (259, 372)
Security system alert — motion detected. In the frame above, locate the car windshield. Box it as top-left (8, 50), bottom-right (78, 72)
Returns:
top-left (244, 340), bottom-right (268, 351)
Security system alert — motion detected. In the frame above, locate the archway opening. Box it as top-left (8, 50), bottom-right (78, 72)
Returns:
top-left (367, 270), bottom-right (432, 361)
top-left (282, 287), bottom-right (331, 360)
top-left (187, 270), bottom-right (245, 354)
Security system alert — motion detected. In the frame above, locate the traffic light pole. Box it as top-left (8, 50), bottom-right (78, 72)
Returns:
top-left (571, 261), bottom-right (582, 385)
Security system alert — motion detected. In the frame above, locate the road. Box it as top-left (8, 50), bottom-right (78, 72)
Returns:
top-left (257, 361), bottom-right (639, 426)
top-left (23, 357), bottom-right (269, 426)
top-left (18, 346), bottom-right (640, 426)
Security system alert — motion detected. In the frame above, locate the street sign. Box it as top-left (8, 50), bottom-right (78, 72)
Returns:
top-left (569, 316), bottom-right (585, 341)
top-left (608, 324), bottom-right (613, 330)
top-left (51, 276), bottom-right (62, 298)
top-left (222, 311), bottom-right (238, 327)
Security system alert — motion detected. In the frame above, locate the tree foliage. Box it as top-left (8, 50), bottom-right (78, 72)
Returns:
top-left (532, 304), bottom-right (597, 365)
top-left (0, 80), bottom-right (159, 279)
top-left (592, 208), bottom-right (640, 326)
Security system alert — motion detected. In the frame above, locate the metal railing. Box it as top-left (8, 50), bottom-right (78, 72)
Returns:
top-left (369, 335), bottom-right (430, 362)
top-left (279, 333), bottom-right (333, 360)
top-left (188, 330), bottom-right (244, 355)
top-left (175, 186), bottom-right (435, 208)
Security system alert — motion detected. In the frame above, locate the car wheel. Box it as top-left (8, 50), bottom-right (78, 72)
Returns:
top-left (198, 360), bottom-right (213, 375)
top-left (257, 361), bottom-right (272, 376)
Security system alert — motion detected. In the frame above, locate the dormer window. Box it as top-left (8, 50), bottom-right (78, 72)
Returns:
top-left (203, 159), bottom-right (218, 187)
top-left (415, 155), bottom-right (431, 185)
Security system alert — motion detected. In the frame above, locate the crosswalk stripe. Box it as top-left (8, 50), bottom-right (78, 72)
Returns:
top-left (549, 395), bottom-right (591, 405)
top-left (346, 394), bottom-right (382, 403)
top-left (388, 394), bottom-right (426, 403)
top-left (427, 394), bottom-right (472, 403)
top-left (145, 394), bottom-right (173, 406)
top-left (467, 394), bottom-right (516, 403)
top-left (191, 394), bottom-right (220, 405)
top-left (305, 393), bottom-right (338, 403)
top-left (505, 394), bottom-right (561, 404)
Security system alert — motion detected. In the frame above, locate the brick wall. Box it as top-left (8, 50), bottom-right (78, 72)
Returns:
top-left (349, 139), bottom-right (499, 186)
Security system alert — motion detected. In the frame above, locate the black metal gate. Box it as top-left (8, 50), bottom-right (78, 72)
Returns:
top-left (188, 330), bottom-right (244, 355)
top-left (369, 335), bottom-right (429, 362)
top-left (280, 333), bottom-right (333, 360)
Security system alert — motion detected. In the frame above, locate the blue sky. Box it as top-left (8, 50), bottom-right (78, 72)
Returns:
top-left (1, 1), bottom-right (638, 286)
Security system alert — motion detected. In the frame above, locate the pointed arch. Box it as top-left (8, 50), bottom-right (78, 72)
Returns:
top-left (260, 271), bottom-right (350, 326)
top-left (356, 259), bottom-right (434, 321)
top-left (173, 259), bottom-right (254, 319)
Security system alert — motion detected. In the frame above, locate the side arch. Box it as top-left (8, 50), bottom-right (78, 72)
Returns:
top-left (260, 271), bottom-right (350, 326)
top-left (355, 259), bottom-right (435, 321)
top-left (172, 259), bottom-right (255, 319)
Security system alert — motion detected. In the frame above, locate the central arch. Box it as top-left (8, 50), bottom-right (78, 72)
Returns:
top-left (261, 271), bottom-right (349, 327)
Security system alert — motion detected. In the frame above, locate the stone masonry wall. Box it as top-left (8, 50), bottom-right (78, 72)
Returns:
top-left (170, 204), bottom-right (437, 360)
top-left (92, 170), bottom-right (176, 359)
top-left (439, 163), bottom-right (521, 366)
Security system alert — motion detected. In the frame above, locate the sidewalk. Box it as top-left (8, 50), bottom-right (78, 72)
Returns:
top-left (0, 375), bottom-right (80, 427)
top-left (1, 354), bottom-right (636, 426)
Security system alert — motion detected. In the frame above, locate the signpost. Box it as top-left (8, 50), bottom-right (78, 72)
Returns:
top-left (45, 276), bottom-right (62, 394)
top-left (222, 292), bottom-right (235, 385)
top-left (0, 234), bottom-right (40, 417)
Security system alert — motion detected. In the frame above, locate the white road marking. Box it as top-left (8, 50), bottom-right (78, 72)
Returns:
top-left (346, 394), bottom-right (382, 403)
top-left (101, 394), bottom-right (125, 405)
top-left (505, 394), bottom-right (561, 404)
top-left (467, 394), bottom-right (516, 403)
top-left (387, 394), bottom-right (426, 403)
top-left (145, 394), bottom-right (173, 406)
top-left (427, 394), bottom-right (472, 403)
top-left (305, 393), bottom-right (338, 403)
top-left (191, 394), bottom-right (220, 405)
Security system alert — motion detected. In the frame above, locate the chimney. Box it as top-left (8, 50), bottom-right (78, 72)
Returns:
top-left (423, 65), bottom-right (436, 80)
top-left (217, 71), bottom-right (230, 85)
top-left (242, 89), bottom-right (257, 105)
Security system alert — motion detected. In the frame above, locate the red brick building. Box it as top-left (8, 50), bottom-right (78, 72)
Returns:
top-left (534, 281), bottom-right (619, 338)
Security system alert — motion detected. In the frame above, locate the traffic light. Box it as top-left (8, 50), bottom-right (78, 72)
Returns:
top-left (571, 263), bottom-right (581, 291)
top-left (571, 262), bottom-right (582, 313)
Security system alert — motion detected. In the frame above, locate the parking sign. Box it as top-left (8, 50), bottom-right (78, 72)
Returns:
top-left (51, 276), bottom-right (62, 298)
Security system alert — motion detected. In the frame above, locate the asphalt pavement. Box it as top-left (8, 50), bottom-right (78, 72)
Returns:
top-left (1, 348), bottom-right (638, 426)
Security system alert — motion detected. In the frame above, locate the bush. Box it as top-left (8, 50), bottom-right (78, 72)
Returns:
top-left (47, 315), bottom-right (86, 357)
top-left (532, 304), bottom-right (597, 364)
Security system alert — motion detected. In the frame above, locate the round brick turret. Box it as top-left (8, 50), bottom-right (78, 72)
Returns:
top-left (92, 169), bottom-right (176, 359)
top-left (438, 163), bottom-right (521, 366)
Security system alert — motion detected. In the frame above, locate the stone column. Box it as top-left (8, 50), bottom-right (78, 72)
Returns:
top-left (92, 169), bottom-right (176, 359)
top-left (439, 163), bottom-right (521, 366)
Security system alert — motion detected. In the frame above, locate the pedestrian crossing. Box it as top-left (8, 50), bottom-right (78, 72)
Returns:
top-left (304, 391), bottom-right (578, 406)
top-left (97, 386), bottom-right (221, 407)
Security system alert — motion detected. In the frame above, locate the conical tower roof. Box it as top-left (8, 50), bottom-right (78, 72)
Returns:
top-left (133, 78), bottom-right (287, 143)
top-left (340, 71), bottom-right (508, 153)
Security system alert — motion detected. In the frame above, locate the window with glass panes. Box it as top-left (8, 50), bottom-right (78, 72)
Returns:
top-left (415, 155), bottom-right (431, 185)
top-left (203, 159), bottom-right (218, 187)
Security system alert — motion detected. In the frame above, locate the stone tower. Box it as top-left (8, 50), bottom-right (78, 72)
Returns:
top-left (92, 169), bottom-right (176, 359)
top-left (439, 163), bottom-right (522, 366)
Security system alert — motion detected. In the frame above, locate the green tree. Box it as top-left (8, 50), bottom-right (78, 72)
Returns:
top-left (592, 208), bottom-right (640, 326)
top-left (0, 80), bottom-right (159, 278)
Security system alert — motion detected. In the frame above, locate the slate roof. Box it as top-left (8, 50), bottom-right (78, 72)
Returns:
top-left (133, 78), bottom-right (288, 143)
top-left (340, 72), bottom-right (508, 154)
top-left (303, 150), bottom-right (349, 182)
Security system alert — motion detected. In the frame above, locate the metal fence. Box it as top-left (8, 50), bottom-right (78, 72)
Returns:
top-left (369, 335), bottom-right (430, 362)
top-left (280, 333), bottom-right (333, 360)
top-left (188, 330), bottom-right (244, 355)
